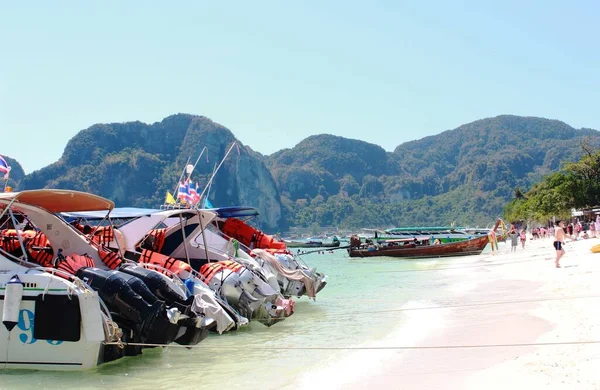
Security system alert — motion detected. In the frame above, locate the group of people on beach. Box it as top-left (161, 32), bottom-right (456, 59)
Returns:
top-left (509, 216), bottom-right (600, 269)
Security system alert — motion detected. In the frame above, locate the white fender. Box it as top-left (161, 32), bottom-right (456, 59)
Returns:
top-left (2, 275), bottom-right (24, 332)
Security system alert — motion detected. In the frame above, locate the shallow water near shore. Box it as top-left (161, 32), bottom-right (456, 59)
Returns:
top-left (0, 246), bottom-right (496, 390)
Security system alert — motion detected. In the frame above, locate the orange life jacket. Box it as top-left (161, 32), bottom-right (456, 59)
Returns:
top-left (148, 229), bottom-right (166, 253)
top-left (57, 253), bottom-right (95, 275)
top-left (25, 230), bottom-right (53, 267)
top-left (0, 229), bottom-right (35, 255)
top-left (138, 249), bottom-right (191, 277)
top-left (219, 260), bottom-right (244, 273)
top-left (255, 232), bottom-right (287, 251)
top-left (90, 226), bottom-right (114, 246)
top-left (199, 262), bottom-right (227, 283)
top-left (222, 218), bottom-right (286, 250)
top-left (97, 245), bottom-right (123, 270)
top-left (222, 218), bottom-right (256, 246)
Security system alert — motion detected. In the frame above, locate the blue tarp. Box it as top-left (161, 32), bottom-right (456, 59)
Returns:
top-left (60, 206), bottom-right (259, 220)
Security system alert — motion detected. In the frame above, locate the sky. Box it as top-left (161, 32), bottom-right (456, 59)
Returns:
top-left (2, 1), bottom-right (599, 173)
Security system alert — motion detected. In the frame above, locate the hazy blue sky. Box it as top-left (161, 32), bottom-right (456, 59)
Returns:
top-left (2, 1), bottom-right (599, 173)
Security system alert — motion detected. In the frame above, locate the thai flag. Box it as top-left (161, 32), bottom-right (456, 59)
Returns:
top-left (189, 182), bottom-right (201, 206)
top-left (0, 155), bottom-right (11, 180)
top-left (177, 180), bottom-right (191, 202)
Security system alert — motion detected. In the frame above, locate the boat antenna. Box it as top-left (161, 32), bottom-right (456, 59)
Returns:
top-left (195, 142), bottom-right (240, 210)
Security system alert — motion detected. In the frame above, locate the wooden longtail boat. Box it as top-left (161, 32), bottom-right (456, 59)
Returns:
top-left (347, 234), bottom-right (490, 258)
top-left (348, 219), bottom-right (500, 259)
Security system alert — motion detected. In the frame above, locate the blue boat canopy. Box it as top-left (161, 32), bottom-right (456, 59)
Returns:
top-left (61, 206), bottom-right (259, 220)
top-left (209, 206), bottom-right (259, 218)
top-left (61, 207), bottom-right (160, 220)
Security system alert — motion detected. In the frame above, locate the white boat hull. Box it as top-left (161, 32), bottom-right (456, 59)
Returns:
top-left (0, 269), bottom-right (108, 371)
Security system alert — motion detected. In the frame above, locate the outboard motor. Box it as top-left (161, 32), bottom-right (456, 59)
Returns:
top-left (184, 277), bottom-right (247, 332)
top-left (201, 262), bottom-right (288, 326)
top-left (75, 267), bottom-right (180, 347)
top-left (119, 264), bottom-right (216, 345)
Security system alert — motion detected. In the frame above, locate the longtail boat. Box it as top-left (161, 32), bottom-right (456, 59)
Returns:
top-left (285, 238), bottom-right (340, 248)
top-left (348, 220), bottom-right (501, 259)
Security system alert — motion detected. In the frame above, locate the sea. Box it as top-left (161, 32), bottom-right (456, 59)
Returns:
top-left (0, 246), bottom-right (495, 390)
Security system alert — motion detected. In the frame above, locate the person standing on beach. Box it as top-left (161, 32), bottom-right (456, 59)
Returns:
top-left (509, 228), bottom-right (518, 252)
top-left (519, 228), bottom-right (527, 249)
top-left (554, 220), bottom-right (566, 268)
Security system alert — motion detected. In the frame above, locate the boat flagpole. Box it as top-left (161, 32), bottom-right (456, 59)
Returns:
top-left (171, 156), bottom-right (191, 205)
top-left (186, 146), bottom-right (209, 182)
top-left (202, 163), bottom-right (218, 209)
top-left (195, 142), bottom-right (239, 209)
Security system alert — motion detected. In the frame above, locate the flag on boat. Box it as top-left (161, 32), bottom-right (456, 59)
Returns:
top-left (203, 197), bottom-right (214, 209)
top-left (189, 182), bottom-right (200, 206)
top-left (0, 155), bottom-right (11, 180)
top-left (165, 191), bottom-right (176, 205)
top-left (177, 180), bottom-right (191, 202)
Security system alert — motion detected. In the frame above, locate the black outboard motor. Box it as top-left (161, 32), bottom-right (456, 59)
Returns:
top-left (75, 267), bottom-right (180, 347)
top-left (119, 264), bottom-right (215, 345)
top-left (119, 264), bottom-right (193, 314)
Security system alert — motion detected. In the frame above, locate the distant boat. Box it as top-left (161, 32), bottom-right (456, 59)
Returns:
top-left (348, 220), bottom-right (501, 258)
top-left (365, 226), bottom-right (475, 244)
top-left (347, 234), bottom-right (490, 258)
top-left (285, 237), bottom-right (340, 248)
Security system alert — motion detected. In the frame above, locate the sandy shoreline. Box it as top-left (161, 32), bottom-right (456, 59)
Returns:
top-left (292, 236), bottom-right (600, 389)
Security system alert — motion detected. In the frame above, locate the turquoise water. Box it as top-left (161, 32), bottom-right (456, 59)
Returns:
top-left (0, 248), bottom-right (490, 389)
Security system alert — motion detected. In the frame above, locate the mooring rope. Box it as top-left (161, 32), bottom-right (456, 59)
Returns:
top-left (319, 294), bottom-right (600, 318)
top-left (373, 257), bottom-right (553, 273)
top-left (102, 339), bottom-right (600, 350)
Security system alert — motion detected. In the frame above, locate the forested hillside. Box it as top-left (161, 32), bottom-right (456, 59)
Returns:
top-left (7, 114), bottom-right (600, 231)
top-left (16, 114), bottom-right (283, 230)
top-left (267, 115), bottom-right (600, 228)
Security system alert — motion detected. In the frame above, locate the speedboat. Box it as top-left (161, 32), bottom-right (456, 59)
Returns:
top-left (0, 190), bottom-right (125, 370)
top-left (0, 190), bottom-right (216, 371)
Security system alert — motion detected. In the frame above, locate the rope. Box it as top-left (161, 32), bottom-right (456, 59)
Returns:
top-left (102, 339), bottom-right (600, 350)
top-left (320, 294), bottom-right (600, 319)
top-left (373, 257), bottom-right (549, 273)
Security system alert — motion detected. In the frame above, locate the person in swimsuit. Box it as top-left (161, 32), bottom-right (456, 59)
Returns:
top-left (519, 228), bottom-right (527, 249)
top-left (554, 220), bottom-right (566, 268)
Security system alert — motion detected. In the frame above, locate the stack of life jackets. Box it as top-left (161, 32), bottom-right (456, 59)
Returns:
top-left (221, 218), bottom-right (287, 253)
top-left (0, 229), bottom-right (97, 277)
top-left (0, 229), bottom-right (53, 267)
top-left (137, 249), bottom-right (192, 279)
top-left (199, 260), bottom-right (245, 283)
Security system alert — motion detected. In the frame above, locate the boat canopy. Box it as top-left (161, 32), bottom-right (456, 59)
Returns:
top-left (0, 190), bottom-right (114, 212)
top-left (209, 206), bottom-right (259, 219)
top-left (385, 226), bottom-right (465, 233)
top-left (61, 207), bottom-right (159, 220)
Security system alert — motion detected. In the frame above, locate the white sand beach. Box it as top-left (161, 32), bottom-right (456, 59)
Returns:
top-left (293, 236), bottom-right (600, 389)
